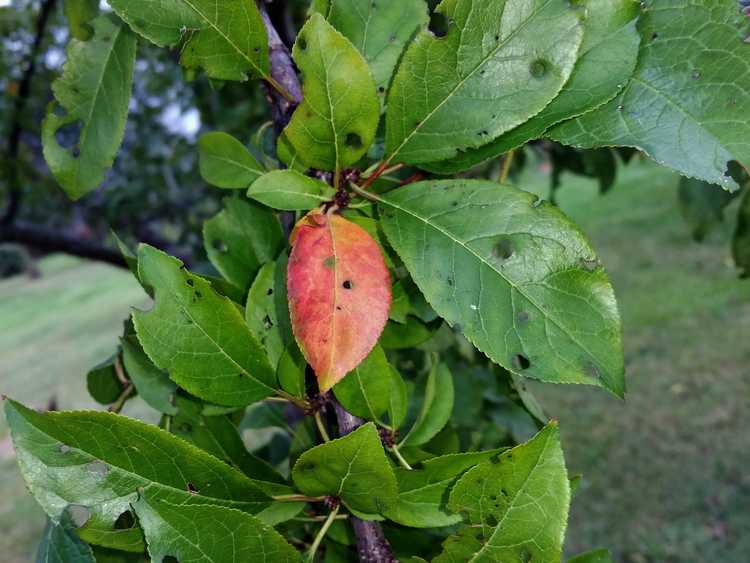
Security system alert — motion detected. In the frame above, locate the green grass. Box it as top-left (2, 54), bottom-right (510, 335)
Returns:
top-left (1, 160), bottom-right (749, 561)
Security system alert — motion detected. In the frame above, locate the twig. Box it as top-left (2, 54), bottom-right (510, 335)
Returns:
top-left (389, 445), bottom-right (413, 470)
top-left (307, 504), bottom-right (340, 562)
top-left (272, 494), bottom-right (327, 503)
top-left (314, 411), bottom-right (331, 442)
top-left (109, 383), bottom-right (134, 414)
top-left (499, 150), bottom-right (515, 184)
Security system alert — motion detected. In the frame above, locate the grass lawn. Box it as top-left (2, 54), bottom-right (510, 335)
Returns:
top-left (1, 159), bottom-right (749, 561)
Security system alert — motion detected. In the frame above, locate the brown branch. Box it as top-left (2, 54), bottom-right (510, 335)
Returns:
top-left (2, 0), bottom-right (58, 227)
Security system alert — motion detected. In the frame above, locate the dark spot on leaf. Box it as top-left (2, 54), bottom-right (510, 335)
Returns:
top-left (68, 505), bottom-right (90, 528)
top-left (162, 556), bottom-right (179, 563)
top-left (583, 360), bottom-right (601, 380)
top-left (490, 453), bottom-right (502, 464)
top-left (447, 277), bottom-right (454, 286)
top-left (323, 256), bottom-right (336, 269)
top-left (517, 310), bottom-right (530, 324)
top-left (475, 531), bottom-right (484, 540)
top-left (485, 514), bottom-right (499, 527)
top-left (194, 291), bottom-right (201, 299)
top-left (300, 462), bottom-right (315, 471)
top-left (651, 31), bottom-right (659, 40)
top-left (501, 488), bottom-right (508, 496)
top-left (580, 258), bottom-right (599, 272)
top-left (187, 482), bottom-right (198, 494)
top-left (186, 279), bottom-right (194, 287)
top-left (58, 444), bottom-right (71, 454)
top-left (692, 70), bottom-right (701, 80)
top-left (71, 147), bottom-right (81, 158)
top-left (263, 315), bottom-right (274, 329)
top-left (520, 548), bottom-right (533, 562)
top-left (428, 12), bottom-right (450, 37)
top-left (336, 305), bottom-right (342, 311)
top-left (378, 86), bottom-right (385, 93)
top-left (179, 422), bottom-right (193, 433)
top-left (297, 35), bottom-right (307, 51)
top-left (345, 132), bottom-right (363, 149)
top-left (87, 460), bottom-right (108, 476)
top-left (266, 287), bottom-right (273, 295)
top-left (342, 280), bottom-right (353, 289)
top-left (388, 33), bottom-right (397, 42)
top-left (530, 59), bottom-right (549, 78)
top-left (212, 239), bottom-right (228, 253)
top-left (453, 323), bottom-right (463, 333)
top-left (512, 354), bottom-right (531, 370)
top-left (54, 120), bottom-right (82, 150)
top-left (492, 239), bottom-right (513, 260)
top-left (114, 510), bottom-right (136, 530)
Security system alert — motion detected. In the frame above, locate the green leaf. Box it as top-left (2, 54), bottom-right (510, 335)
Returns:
top-left (401, 362), bottom-right (454, 447)
top-left (36, 513), bottom-right (95, 563)
top-left (379, 317), bottom-right (440, 349)
top-left (4, 400), bottom-right (269, 552)
top-left (276, 342), bottom-right (307, 398)
top-left (63, 0), bottom-right (99, 41)
top-left (315, 0), bottom-right (429, 98)
top-left (120, 336), bottom-right (178, 415)
top-left (550, 0), bottom-right (750, 190)
top-left (379, 180), bottom-right (624, 396)
top-left (86, 354), bottom-right (124, 405)
top-left (333, 344), bottom-right (391, 420)
top-left (132, 244), bottom-right (276, 407)
top-left (734, 188), bottom-right (750, 278)
top-left (248, 170), bottom-right (336, 210)
top-left (678, 177), bottom-right (738, 241)
top-left (435, 422), bottom-right (569, 563)
top-left (384, 0), bottom-right (584, 165)
top-left (292, 422), bottom-right (398, 514)
top-left (42, 14), bottom-right (136, 199)
top-left (198, 132), bottom-right (264, 189)
top-left (278, 13), bottom-right (380, 171)
top-left (133, 491), bottom-right (298, 562)
top-left (568, 549), bottom-right (614, 563)
top-left (389, 280), bottom-right (411, 324)
top-left (108, 0), bottom-right (269, 81)
top-left (424, 0), bottom-right (641, 174)
top-left (203, 197), bottom-right (284, 291)
top-left (385, 450), bottom-right (502, 528)
top-left (387, 366), bottom-right (408, 429)
top-left (168, 396), bottom-right (287, 494)
top-left (245, 256), bottom-right (292, 369)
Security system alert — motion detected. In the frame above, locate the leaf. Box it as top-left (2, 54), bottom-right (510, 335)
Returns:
top-left (4, 400), bottom-right (269, 552)
top-left (36, 513), bottom-right (95, 563)
top-left (379, 180), bottom-right (624, 396)
top-left (387, 366), bottom-right (408, 429)
top-left (288, 210), bottom-right (391, 391)
top-left (248, 170), bottom-right (337, 210)
top-left (389, 280), bottom-right (411, 324)
top-left (315, 0), bottom-right (429, 98)
top-left (245, 256), bottom-right (293, 369)
top-left (198, 132), bottom-right (264, 189)
top-left (292, 422), bottom-right (398, 514)
top-left (108, 0), bottom-right (269, 82)
top-left (424, 0), bottom-right (641, 174)
top-left (678, 177), bottom-right (738, 241)
top-left (434, 422), bottom-right (569, 563)
top-left (168, 395), bottom-right (287, 494)
top-left (120, 336), bottom-right (178, 415)
top-left (276, 342), bottom-right (307, 398)
top-left (333, 344), bottom-right (391, 420)
top-left (42, 14), bottom-right (136, 199)
top-left (86, 354), bottom-right (124, 405)
top-left (550, 0), bottom-right (750, 190)
top-left (385, 450), bottom-right (502, 528)
top-left (379, 317), bottom-right (440, 349)
top-left (132, 244), bottom-right (276, 407)
top-left (568, 548), bottom-right (614, 563)
top-left (384, 0), bottom-right (584, 165)
top-left (203, 197), bottom-right (284, 291)
top-left (63, 0), bottom-right (99, 41)
top-left (401, 362), bottom-right (454, 447)
top-left (278, 14), bottom-right (380, 171)
top-left (133, 491), bottom-right (298, 562)
top-left (734, 188), bottom-right (750, 278)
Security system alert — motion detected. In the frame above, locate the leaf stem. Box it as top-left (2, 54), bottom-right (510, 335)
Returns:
top-left (272, 494), bottom-right (327, 503)
top-left (389, 444), bottom-right (413, 470)
top-left (293, 514), bottom-right (349, 523)
top-left (314, 411), bottom-right (331, 442)
top-left (307, 504), bottom-right (340, 562)
top-left (265, 75), bottom-right (296, 103)
top-left (349, 181), bottom-right (383, 203)
top-left (108, 383), bottom-right (134, 414)
top-left (499, 150), bottom-right (515, 184)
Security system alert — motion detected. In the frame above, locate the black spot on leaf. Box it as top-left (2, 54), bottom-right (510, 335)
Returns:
top-left (345, 132), bottom-right (363, 149)
top-left (512, 354), bottom-right (531, 370)
top-left (114, 510), bottom-right (136, 530)
top-left (530, 59), bottom-right (549, 78)
top-left (342, 280), bottom-right (353, 289)
top-left (492, 238), bottom-right (513, 260)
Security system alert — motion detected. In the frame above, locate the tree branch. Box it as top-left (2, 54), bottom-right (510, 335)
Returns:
top-left (1, 0), bottom-right (58, 227)
top-left (331, 399), bottom-right (398, 563)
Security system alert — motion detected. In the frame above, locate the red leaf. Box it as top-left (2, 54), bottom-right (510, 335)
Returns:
top-left (287, 210), bottom-right (391, 391)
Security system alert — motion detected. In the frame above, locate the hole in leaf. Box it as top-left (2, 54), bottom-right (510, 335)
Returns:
top-left (266, 287), bottom-right (273, 295)
top-left (211, 239), bottom-right (228, 253)
top-left (345, 132), bottom-right (362, 149)
top-left (378, 86), bottom-right (385, 94)
top-left (114, 510), bottom-right (136, 530)
top-left (297, 35), bottom-right (307, 51)
top-left (68, 505), bottom-right (90, 528)
top-left (263, 315), bottom-right (274, 329)
top-left (186, 278), bottom-right (194, 287)
top-left (162, 557), bottom-right (180, 563)
top-left (342, 280), bottom-right (353, 289)
top-left (580, 258), bottom-right (599, 272)
top-left (54, 120), bottom-right (82, 150)
top-left (485, 514), bottom-right (499, 527)
top-left (187, 482), bottom-right (199, 494)
top-left (512, 354), bottom-right (531, 370)
top-left (529, 59), bottom-right (549, 79)
top-left (492, 239), bottom-right (513, 260)
top-left (428, 12), bottom-right (450, 37)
